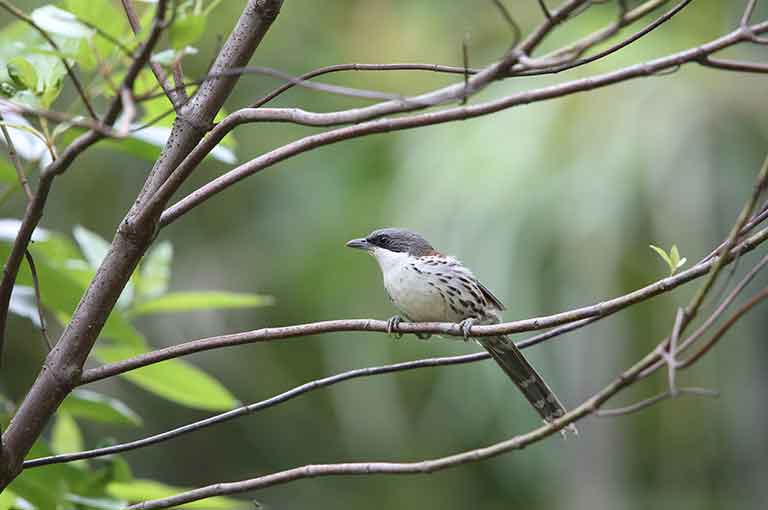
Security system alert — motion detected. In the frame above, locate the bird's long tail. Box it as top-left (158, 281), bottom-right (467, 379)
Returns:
top-left (479, 335), bottom-right (577, 435)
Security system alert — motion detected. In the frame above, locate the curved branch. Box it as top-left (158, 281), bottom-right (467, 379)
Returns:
top-left (159, 20), bottom-right (768, 227)
top-left (679, 286), bottom-right (768, 368)
top-left (27, 313), bottom-right (596, 468)
top-left (133, 0), bottom-right (590, 224)
top-left (79, 226), bottom-right (768, 384)
top-left (126, 347), bottom-right (664, 510)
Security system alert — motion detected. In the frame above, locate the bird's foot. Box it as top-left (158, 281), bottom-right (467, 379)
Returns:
top-left (458, 318), bottom-right (476, 342)
top-left (386, 315), bottom-right (404, 339)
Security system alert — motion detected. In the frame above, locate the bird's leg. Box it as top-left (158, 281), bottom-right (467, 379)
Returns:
top-left (458, 318), bottom-right (476, 342)
top-left (386, 315), bottom-right (404, 339)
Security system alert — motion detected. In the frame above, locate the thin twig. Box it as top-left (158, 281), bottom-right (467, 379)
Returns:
top-left (23, 250), bottom-right (51, 351)
top-left (27, 352), bottom-right (491, 468)
top-left (120, 0), bottom-right (181, 108)
top-left (537, 0), bottom-right (552, 20)
top-left (491, 0), bottom-right (522, 46)
top-left (679, 286), bottom-right (768, 369)
top-left (0, 113), bottom-right (33, 201)
top-left (537, 0), bottom-right (666, 63)
top-left (121, 0), bottom-right (141, 32)
top-left (596, 387), bottom-right (719, 417)
top-left (0, 100), bottom-right (119, 138)
top-left (0, 0), bottom-right (98, 120)
top-left (679, 252), bottom-right (768, 353)
top-left (697, 56), bottom-right (768, 74)
top-left (511, 0), bottom-right (693, 76)
top-left (682, 153), bottom-right (768, 326)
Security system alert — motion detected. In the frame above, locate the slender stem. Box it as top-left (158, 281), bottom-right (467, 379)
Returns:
top-left (0, 114), bottom-right (33, 201)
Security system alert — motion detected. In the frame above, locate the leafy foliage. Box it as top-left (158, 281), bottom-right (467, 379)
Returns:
top-left (0, 219), bottom-right (268, 509)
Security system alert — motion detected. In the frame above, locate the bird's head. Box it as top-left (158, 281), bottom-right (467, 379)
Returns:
top-left (346, 228), bottom-right (437, 258)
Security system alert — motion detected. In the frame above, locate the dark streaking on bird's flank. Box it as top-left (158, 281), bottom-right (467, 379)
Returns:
top-left (347, 227), bottom-right (576, 434)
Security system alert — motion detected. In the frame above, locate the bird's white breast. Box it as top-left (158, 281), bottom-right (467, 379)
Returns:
top-left (370, 248), bottom-right (451, 322)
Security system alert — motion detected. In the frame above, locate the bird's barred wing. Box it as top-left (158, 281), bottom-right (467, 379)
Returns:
top-left (477, 281), bottom-right (506, 311)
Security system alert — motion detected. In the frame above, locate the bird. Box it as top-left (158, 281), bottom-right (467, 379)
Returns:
top-left (346, 227), bottom-right (575, 432)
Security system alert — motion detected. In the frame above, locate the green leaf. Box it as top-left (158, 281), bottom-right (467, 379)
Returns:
top-left (73, 225), bottom-right (110, 269)
top-left (137, 241), bottom-right (173, 300)
top-left (65, 494), bottom-right (126, 510)
top-left (52, 409), bottom-right (84, 454)
top-left (95, 345), bottom-right (239, 411)
top-left (127, 126), bottom-right (237, 163)
top-left (73, 225), bottom-right (134, 307)
top-left (151, 46), bottom-right (198, 66)
top-left (650, 244), bottom-right (687, 276)
top-left (0, 158), bottom-right (18, 184)
top-left (130, 291), bottom-right (273, 316)
top-left (0, 489), bottom-right (17, 510)
top-left (107, 479), bottom-right (250, 509)
top-left (169, 13), bottom-right (206, 49)
top-left (31, 5), bottom-right (94, 39)
top-left (61, 389), bottom-right (142, 427)
top-left (649, 244), bottom-right (673, 274)
top-left (6, 56), bottom-right (38, 90)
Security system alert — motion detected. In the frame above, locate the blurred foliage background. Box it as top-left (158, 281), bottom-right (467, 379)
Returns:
top-left (2, 0), bottom-right (768, 509)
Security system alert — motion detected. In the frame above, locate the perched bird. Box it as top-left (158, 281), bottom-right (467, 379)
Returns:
top-left (347, 227), bottom-right (574, 431)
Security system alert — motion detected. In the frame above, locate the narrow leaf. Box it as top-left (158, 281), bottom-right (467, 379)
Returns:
top-left (107, 479), bottom-right (250, 509)
top-left (73, 225), bottom-right (110, 269)
top-left (137, 241), bottom-right (173, 300)
top-left (61, 389), bottom-right (142, 427)
top-left (7, 56), bottom-right (38, 90)
top-left (95, 346), bottom-right (238, 411)
top-left (649, 244), bottom-right (673, 272)
top-left (31, 5), bottom-right (94, 38)
top-left (52, 410), bottom-right (83, 454)
top-left (73, 225), bottom-right (133, 307)
top-left (130, 291), bottom-right (273, 316)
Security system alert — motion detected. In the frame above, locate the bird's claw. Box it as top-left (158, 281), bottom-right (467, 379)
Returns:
top-left (386, 315), bottom-right (404, 339)
top-left (458, 318), bottom-right (476, 342)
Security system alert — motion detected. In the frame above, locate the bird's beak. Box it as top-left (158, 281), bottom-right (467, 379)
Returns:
top-left (345, 237), bottom-right (370, 250)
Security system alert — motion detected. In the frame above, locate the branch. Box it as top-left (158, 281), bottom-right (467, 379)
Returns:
top-left (0, 113), bottom-right (33, 201)
top-left (697, 55), bottom-right (768, 74)
top-left (27, 313), bottom-right (599, 468)
top-left (679, 286), bottom-right (768, 368)
top-left (126, 346), bottom-right (665, 509)
top-left (79, 225), bottom-right (768, 384)
top-left (541, 0), bottom-right (666, 62)
top-left (120, 0), bottom-right (182, 109)
top-left (510, 0), bottom-right (692, 76)
top-left (159, 19), bottom-right (768, 226)
top-left (26, 352), bottom-right (490, 468)
top-left (23, 250), bottom-right (51, 351)
top-left (595, 387), bottom-right (719, 417)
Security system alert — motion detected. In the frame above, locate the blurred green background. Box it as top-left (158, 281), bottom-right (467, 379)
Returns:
top-left (2, 1), bottom-right (768, 509)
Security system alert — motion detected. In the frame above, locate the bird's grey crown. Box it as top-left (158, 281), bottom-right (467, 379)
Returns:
top-left (366, 228), bottom-right (435, 256)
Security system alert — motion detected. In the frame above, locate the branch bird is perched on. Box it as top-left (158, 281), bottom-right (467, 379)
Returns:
top-left (347, 228), bottom-right (575, 433)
